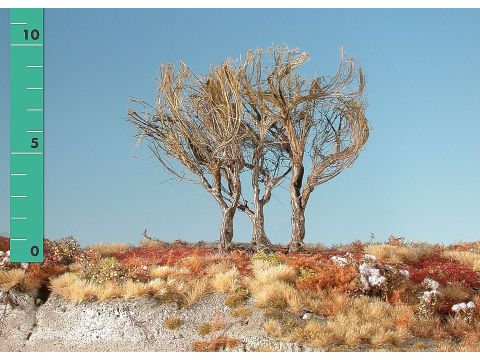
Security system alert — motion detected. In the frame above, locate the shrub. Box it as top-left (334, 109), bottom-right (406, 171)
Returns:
top-left (46, 236), bottom-right (80, 265)
top-left (0, 250), bottom-right (11, 268)
top-left (81, 257), bottom-right (127, 284)
top-left (296, 263), bottom-right (358, 293)
top-left (253, 251), bottom-right (282, 266)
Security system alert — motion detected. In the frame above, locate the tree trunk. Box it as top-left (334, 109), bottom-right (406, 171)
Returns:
top-left (288, 162), bottom-right (305, 252)
top-left (250, 205), bottom-right (271, 251)
top-left (289, 197), bottom-right (305, 252)
top-left (218, 207), bottom-right (235, 251)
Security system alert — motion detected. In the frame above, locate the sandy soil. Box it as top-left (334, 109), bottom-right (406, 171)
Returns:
top-left (0, 290), bottom-right (310, 352)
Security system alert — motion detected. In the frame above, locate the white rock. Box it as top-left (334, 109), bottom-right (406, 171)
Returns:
top-left (452, 301), bottom-right (476, 312)
top-left (330, 256), bottom-right (348, 267)
top-left (422, 278), bottom-right (439, 291)
top-left (302, 312), bottom-right (313, 320)
top-left (421, 290), bottom-right (439, 304)
top-left (359, 263), bottom-right (386, 290)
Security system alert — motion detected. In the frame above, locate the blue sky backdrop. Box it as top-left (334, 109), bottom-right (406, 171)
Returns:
top-left (0, 9), bottom-right (479, 246)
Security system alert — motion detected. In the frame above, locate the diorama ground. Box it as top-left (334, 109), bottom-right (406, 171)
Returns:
top-left (1, 235), bottom-right (480, 352)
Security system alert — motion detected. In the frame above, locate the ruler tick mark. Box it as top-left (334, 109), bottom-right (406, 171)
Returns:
top-left (11, 195), bottom-right (28, 198)
top-left (11, 43), bottom-right (43, 47)
top-left (11, 173), bottom-right (28, 176)
top-left (11, 217), bottom-right (28, 220)
top-left (27, 87), bottom-right (43, 90)
top-left (27, 108), bottom-right (43, 112)
top-left (11, 238), bottom-right (28, 241)
top-left (11, 152), bottom-right (43, 155)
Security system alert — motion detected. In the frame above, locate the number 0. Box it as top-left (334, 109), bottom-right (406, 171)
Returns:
top-left (31, 246), bottom-right (39, 256)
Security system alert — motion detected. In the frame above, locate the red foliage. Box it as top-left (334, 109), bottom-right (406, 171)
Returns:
top-left (404, 253), bottom-right (480, 288)
top-left (0, 236), bottom-right (9, 251)
top-left (192, 336), bottom-right (238, 352)
top-left (296, 263), bottom-right (358, 293)
top-left (115, 244), bottom-right (217, 268)
top-left (280, 249), bottom-right (363, 269)
top-left (229, 250), bottom-right (252, 275)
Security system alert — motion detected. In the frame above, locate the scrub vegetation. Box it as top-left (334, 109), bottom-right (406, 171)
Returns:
top-left (1, 234), bottom-right (480, 351)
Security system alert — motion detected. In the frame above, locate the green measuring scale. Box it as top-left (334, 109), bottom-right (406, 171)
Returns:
top-left (10, 8), bottom-right (44, 262)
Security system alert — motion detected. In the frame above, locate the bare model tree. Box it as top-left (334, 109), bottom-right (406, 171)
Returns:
top-left (128, 61), bottom-right (245, 250)
top-left (244, 47), bottom-right (369, 252)
top-left (237, 50), bottom-right (291, 250)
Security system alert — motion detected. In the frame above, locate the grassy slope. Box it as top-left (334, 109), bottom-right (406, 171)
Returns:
top-left (1, 235), bottom-right (480, 351)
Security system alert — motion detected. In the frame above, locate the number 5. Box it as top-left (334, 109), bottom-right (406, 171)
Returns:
top-left (31, 138), bottom-right (39, 148)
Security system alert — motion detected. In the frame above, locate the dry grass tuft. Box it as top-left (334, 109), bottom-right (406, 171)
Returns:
top-left (96, 282), bottom-right (122, 301)
top-left (441, 282), bottom-right (471, 303)
top-left (198, 322), bottom-right (213, 336)
top-left (263, 318), bottom-right (284, 338)
top-left (409, 316), bottom-right (447, 339)
top-left (303, 290), bottom-right (351, 317)
top-left (210, 268), bottom-right (240, 293)
top-left (441, 250), bottom-right (480, 271)
top-left (290, 296), bottom-right (412, 348)
top-left (248, 279), bottom-right (303, 312)
top-left (184, 278), bottom-right (210, 306)
top-left (50, 273), bottom-right (97, 303)
top-left (87, 243), bottom-right (130, 256)
top-left (164, 316), bottom-right (183, 330)
top-left (254, 346), bottom-right (277, 352)
top-left (149, 265), bottom-right (191, 280)
top-left (230, 306), bottom-right (253, 319)
top-left (205, 261), bottom-right (233, 276)
top-left (225, 288), bottom-right (249, 308)
top-left (121, 280), bottom-right (149, 300)
top-left (0, 269), bottom-right (26, 291)
top-left (139, 238), bottom-right (166, 248)
top-left (252, 260), bottom-right (297, 284)
top-left (365, 244), bottom-right (433, 264)
top-left (149, 265), bottom-right (175, 279)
